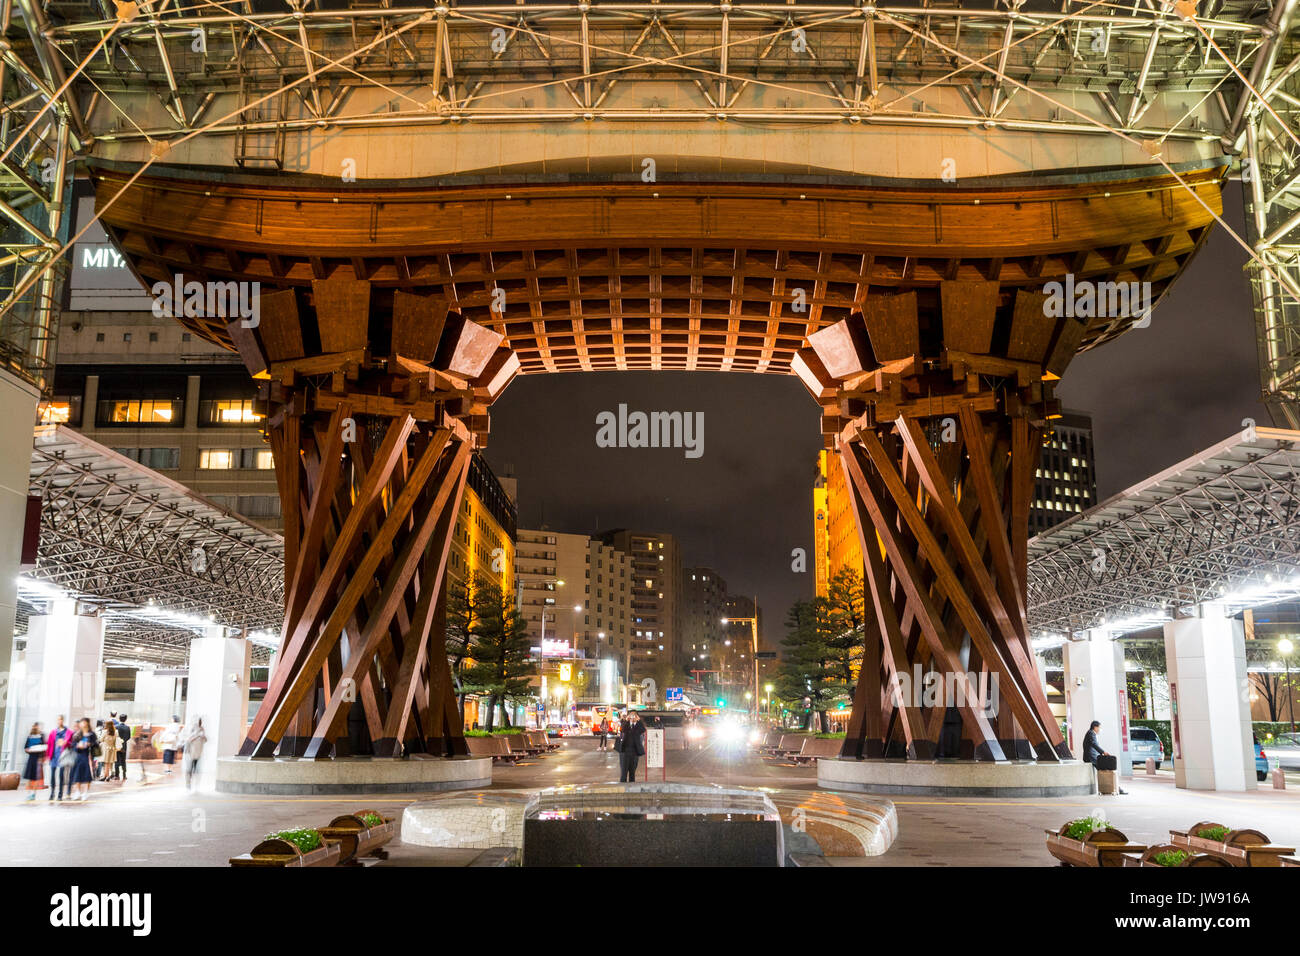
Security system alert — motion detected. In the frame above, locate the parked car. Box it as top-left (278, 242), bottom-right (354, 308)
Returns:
top-left (1129, 726), bottom-right (1164, 769)
top-left (1264, 731), bottom-right (1300, 770)
top-left (1253, 734), bottom-right (1269, 781)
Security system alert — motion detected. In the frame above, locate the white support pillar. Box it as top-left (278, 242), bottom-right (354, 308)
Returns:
top-left (184, 627), bottom-right (250, 792)
top-left (132, 669), bottom-right (182, 726)
top-left (14, 600), bottom-right (106, 744)
top-left (0, 368), bottom-right (40, 765)
top-left (1163, 605), bottom-right (1254, 792)
top-left (1149, 672), bottom-right (1171, 720)
top-left (1064, 628), bottom-right (1131, 777)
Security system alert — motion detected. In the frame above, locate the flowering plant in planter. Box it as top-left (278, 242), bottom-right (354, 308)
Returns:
top-left (1063, 815), bottom-right (1110, 840)
top-left (265, 828), bottom-right (323, 854)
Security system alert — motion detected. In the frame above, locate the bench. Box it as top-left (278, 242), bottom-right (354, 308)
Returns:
top-left (527, 731), bottom-right (559, 752)
top-left (790, 737), bottom-right (843, 765)
top-left (764, 734), bottom-right (808, 758)
top-left (1169, 822), bottom-right (1296, 867)
top-left (1044, 825), bottom-right (1146, 867)
top-left (317, 810), bottom-right (397, 866)
top-left (505, 734), bottom-right (542, 757)
top-left (229, 835), bottom-right (342, 868)
top-left (466, 735), bottom-right (522, 763)
top-left (756, 731), bottom-right (783, 753)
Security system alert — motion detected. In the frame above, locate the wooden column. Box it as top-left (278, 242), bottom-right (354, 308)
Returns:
top-left (837, 399), bottom-right (1069, 763)
top-left (239, 399), bottom-right (476, 759)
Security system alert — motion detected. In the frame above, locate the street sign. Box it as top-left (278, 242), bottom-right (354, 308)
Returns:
top-left (646, 728), bottom-right (664, 770)
top-left (666, 686), bottom-right (683, 702)
top-left (755, 651), bottom-right (777, 659)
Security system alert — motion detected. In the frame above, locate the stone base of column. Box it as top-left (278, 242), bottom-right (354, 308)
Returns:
top-left (214, 755), bottom-right (492, 794)
top-left (818, 758), bottom-right (1096, 797)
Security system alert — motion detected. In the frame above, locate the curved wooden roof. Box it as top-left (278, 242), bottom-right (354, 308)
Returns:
top-left (92, 163), bottom-right (1223, 375)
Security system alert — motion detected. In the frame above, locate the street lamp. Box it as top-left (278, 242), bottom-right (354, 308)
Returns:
top-left (722, 608), bottom-right (761, 724)
top-left (1280, 637), bottom-right (1296, 734)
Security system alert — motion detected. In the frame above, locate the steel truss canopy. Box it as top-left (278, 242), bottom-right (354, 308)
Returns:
top-left (36, 0), bottom-right (1274, 137)
top-left (22, 424), bottom-right (283, 667)
top-left (1026, 425), bottom-right (1300, 639)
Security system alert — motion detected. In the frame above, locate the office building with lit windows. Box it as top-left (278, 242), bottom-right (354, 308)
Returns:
top-left (682, 567), bottom-right (727, 679)
top-left (1030, 409), bottom-right (1099, 535)
top-left (597, 529), bottom-right (682, 680)
top-left (42, 311), bottom-right (285, 528)
top-left (813, 448), bottom-right (865, 603)
top-left (447, 454), bottom-right (517, 599)
top-left (515, 529), bottom-right (632, 671)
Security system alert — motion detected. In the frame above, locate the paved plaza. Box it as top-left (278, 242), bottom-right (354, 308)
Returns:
top-left (4, 741), bottom-right (1297, 867)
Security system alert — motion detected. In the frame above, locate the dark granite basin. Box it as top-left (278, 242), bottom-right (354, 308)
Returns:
top-left (522, 783), bottom-right (785, 867)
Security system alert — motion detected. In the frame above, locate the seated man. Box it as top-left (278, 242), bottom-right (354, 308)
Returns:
top-left (1082, 720), bottom-right (1126, 795)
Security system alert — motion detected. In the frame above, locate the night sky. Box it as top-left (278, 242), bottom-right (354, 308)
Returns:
top-left (484, 184), bottom-right (1264, 637)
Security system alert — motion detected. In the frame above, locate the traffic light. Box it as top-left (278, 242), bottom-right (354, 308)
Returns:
top-left (716, 698), bottom-right (726, 708)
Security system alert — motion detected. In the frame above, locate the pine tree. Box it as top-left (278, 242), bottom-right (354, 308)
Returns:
top-left (445, 573), bottom-right (492, 723)
top-left (824, 566), bottom-right (866, 687)
top-left (462, 581), bottom-right (536, 731)
top-left (775, 598), bottom-right (847, 731)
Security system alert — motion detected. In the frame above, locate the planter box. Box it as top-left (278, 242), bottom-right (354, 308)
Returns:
top-left (1169, 821), bottom-right (1296, 868)
top-left (1121, 843), bottom-right (1233, 868)
top-left (318, 811), bottom-right (397, 866)
top-left (229, 836), bottom-right (341, 868)
top-left (1045, 825), bottom-right (1145, 867)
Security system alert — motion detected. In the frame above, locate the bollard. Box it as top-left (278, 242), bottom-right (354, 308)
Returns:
top-left (1273, 767), bottom-right (1286, 790)
top-left (1145, 757), bottom-right (1156, 776)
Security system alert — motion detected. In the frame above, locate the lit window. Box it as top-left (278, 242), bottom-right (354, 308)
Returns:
top-left (200, 398), bottom-right (262, 425)
top-left (240, 448), bottom-right (275, 470)
top-left (39, 402), bottom-right (72, 424)
top-left (200, 449), bottom-right (235, 470)
top-left (103, 399), bottom-right (178, 424)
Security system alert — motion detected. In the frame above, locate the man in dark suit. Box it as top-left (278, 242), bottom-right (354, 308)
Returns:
top-left (1083, 719), bottom-right (1127, 795)
top-left (617, 711), bottom-right (646, 782)
top-left (1082, 720), bottom-right (1107, 765)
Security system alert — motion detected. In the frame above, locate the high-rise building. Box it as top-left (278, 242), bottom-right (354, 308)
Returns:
top-left (43, 311), bottom-right (283, 528)
top-left (515, 529), bottom-right (633, 668)
top-left (597, 529), bottom-right (682, 680)
top-left (1030, 410), bottom-right (1098, 535)
top-left (584, 538), bottom-right (634, 672)
top-left (447, 453), bottom-right (517, 598)
top-left (682, 567), bottom-right (727, 679)
top-left (814, 448), bottom-right (864, 602)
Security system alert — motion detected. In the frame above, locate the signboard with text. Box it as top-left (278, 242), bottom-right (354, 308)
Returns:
top-left (666, 687), bottom-right (683, 702)
top-left (646, 728), bottom-right (664, 770)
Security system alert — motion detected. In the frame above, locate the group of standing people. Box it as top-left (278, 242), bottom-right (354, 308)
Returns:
top-left (23, 716), bottom-right (99, 801)
top-left (20, 713), bottom-right (208, 800)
